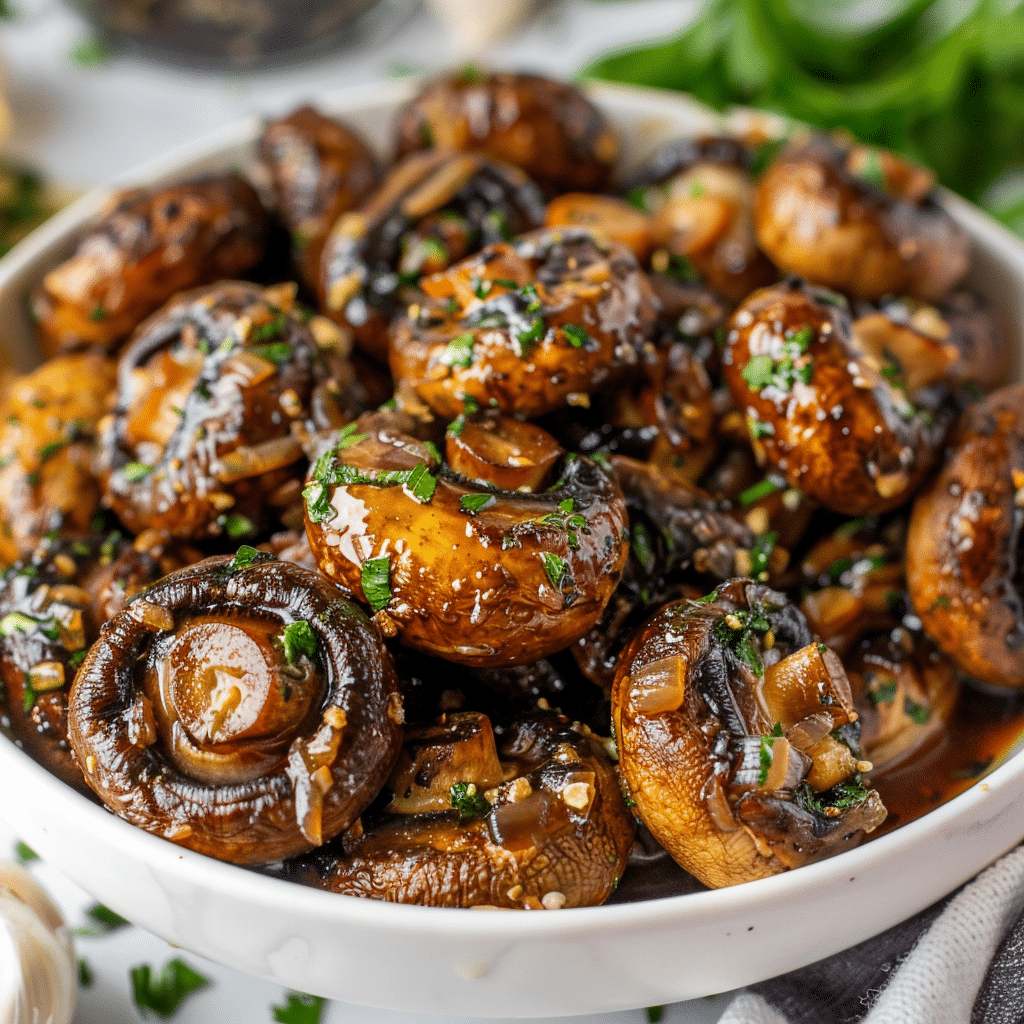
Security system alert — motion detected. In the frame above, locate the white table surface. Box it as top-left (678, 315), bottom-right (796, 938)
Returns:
top-left (0, 2), bottom-right (741, 1021)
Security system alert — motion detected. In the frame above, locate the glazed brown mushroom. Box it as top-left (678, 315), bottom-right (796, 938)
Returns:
top-left (303, 411), bottom-right (629, 666)
top-left (393, 70), bottom-right (618, 194)
top-left (31, 174), bottom-right (269, 357)
top-left (754, 134), bottom-right (969, 302)
top-left (545, 193), bottom-right (653, 262)
top-left (258, 105), bottom-right (380, 291)
top-left (0, 531), bottom-right (192, 792)
top-left (68, 552), bottom-right (403, 864)
top-left (906, 382), bottom-right (1024, 688)
top-left (297, 708), bottom-right (634, 908)
top-left (99, 281), bottom-right (320, 541)
top-left (319, 150), bottom-right (545, 360)
top-left (0, 352), bottom-right (117, 566)
top-left (625, 136), bottom-right (777, 302)
top-left (723, 279), bottom-right (952, 515)
top-left (613, 579), bottom-right (886, 888)
top-left (389, 227), bottom-right (658, 420)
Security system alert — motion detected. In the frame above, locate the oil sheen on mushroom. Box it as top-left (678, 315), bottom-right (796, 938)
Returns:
top-left (754, 134), bottom-right (969, 302)
top-left (303, 411), bottom-right (629, 666)
top-left (31, 174), bottom-right (269, 357)
top-left (99, 281), bottom-right (320, 541)
top-left (389, 227), bottom-right (658, 420)
top-left (723, 279), bottom-right (952, 515)
top-left (613, 579), bottom-right (886, 888)
top-left (393, 70), bottom-right (619, 194)
top-left (297, 708), bottom-right (634, 908)
top-left (907, 382), bottom-right (1024, 689)
top-left (67, 553), bottom-right (403, 864)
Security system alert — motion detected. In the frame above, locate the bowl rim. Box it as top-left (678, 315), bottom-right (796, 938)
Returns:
top-left (0, 74), bottom-right (1022, 950)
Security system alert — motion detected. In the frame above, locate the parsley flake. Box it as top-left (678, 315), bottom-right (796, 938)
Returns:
top-left (130, 958), bottom-right (210, 1019)
top-left (442, 332), bottom-right (475, 369)
top-left (460, 493), bottom-right (496, 515)
top-left (449, 782), bottom-right (491, 821)
top-left (562, 324), bottom-right (589, 349)
top-left (279, 621), bottom-right (318, 667)
top-left (122, 461), bottom-right (154, 483)
top-left (272, 991), bottom-right (328, 1024)
top-left (361, 556), bottom-right (391, 613)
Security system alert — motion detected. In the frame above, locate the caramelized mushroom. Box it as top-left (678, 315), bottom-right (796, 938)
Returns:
top-left (99, 281), bottom-right (318, 541)
top-left (545, 193), bottom-right (653, 262)
top-left (389, 227), bottom-right (658, 420)
top-left (31, 174), bottom-right (269, 356)
top-left (258, 105), bottom-right (380, 291)
top-left (723, 279), bottom-right (951, 515)
top-left (303, 412), bottom-right (629, 666)
top-left (0, 353), bottom-right (117, 566)
top-left (613, 579), bottom-right (886, 888)
top-left (906, 382), bottom-right (1024, 688)
top-left (754, 134), bottom-right (969, 301)
top-left (393, 70), bottom-right (618, 194)
top-left (626, 136), bottom-right (777, 302)
top-left (319, 150), bottom-right (545, 360)
top-left (68, 553), bottom-right (403, 864)
top-left (299, 708), bottom-right (633, 908)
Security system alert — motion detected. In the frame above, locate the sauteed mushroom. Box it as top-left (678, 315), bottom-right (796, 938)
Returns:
top-left (320, 150), bottom-right (545, 360)
top-left (99, 281), bottom-right (318, 540)
top-left (907, 382), bottom-right (1024, 689)
top-left (258, 105), bottom-right (379, 292)
top-left (393, 70), bottom-right (618, 194)
top-left (32, 174), bottom-right (269, 356)
top-left (754, 134), bottom-right (969, 301)
top-left (303, 411), bottom-right (629, 666)
top-left (299, 708), bottom-right (633, 908)
top-left (68, 552), bottom-right (403, 864)
top-left (723, 279), bottom-right (951, 515)
top-left (613, 579), bottom-right (886, 888)
top-left (390, 227), bottom-right (657, 419)
top-left (0, 353), bottom-right (117, 566)
top-left (626, 136), bottom-right (777, 301)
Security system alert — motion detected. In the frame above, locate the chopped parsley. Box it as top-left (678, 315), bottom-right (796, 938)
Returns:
top-left (741, 326), bottom-right (814, 395)
top-left (714, 604), bottom-right (773, 674)
top-left (460, 493), bottom-right (496, 515)
top-left (749, 531), bottom-right (777, 582)
top-left (334, 422), bottom-right (369, 450)
top-left (227, 545), bottom-right (269, 573)
top-left (442, 332), bottom-right (475, 369)
top-left (278, 621), bottom-right (318, 667)
top-left (74, 903), bottom-right (131, 937)
top-left (404, 461), bottom-right (437, 504)
top-left (361, 556), bottom-right (391, 613)
top-left (562, 324), bottom-right (590, 349)
top-left (510, 500), bottom-right (589, 551)
top-left (631, 522), bottom-right (656, 575)
top-left (540, 552), bottom-right (570, 592)
top-left (749, 417), bottom-right (775, 439)
top-left (646, 1007), bottom-right (664, 1023)
top-left (130, 958), bottom-right (210, 1019)
top-left (797, 775), bottom-right (871, 816)
top-left (449, 782), bottom-right (491, 821)
top-left (515, 316), bottom-right (545, 358)
top-left (757, 724), bottom-right (784, 786)
top-left (122, 461), bottom-right (154, 483)
top-left (14, 841), bottom-right (37, 864)
top-left (738, 476), bottom-right (785, 507)
top-left (219, 513), bottom-right (255, 540)
top-left (250, 341), bottom-right (292, 366)
top-left (78, 957), bottom-right (93, 987)
top-left (272, 992), bottom-right (328, 1024)
top-left (856, 148), bottom-right (888, 191)
top-left (868, 679), bottom-right (898, 706)
top-left (68, 650), bottom-right (87, 670)
top-left (904, 697), bottom-right (930, 725)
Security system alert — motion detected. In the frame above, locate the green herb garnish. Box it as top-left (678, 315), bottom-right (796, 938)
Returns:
top-left (540, 552), bottom-right (570, 592)
top-left (442, 332), bottom-right (475, 369)
top-left (562, 324), bottom-right (590, 349)
top-left (272, 992), bottom-right (328, 1024)
top-left (122, 461), bottom-right (153, 483)
top-left (74, 903), bottom-right (131, 937)
top-left (279, 621), bottom-right (318, 667)
top-left (460, 493), bottom-right (496, 515)
top-left (130, 958), bottom-right (210, 1019)
top-left (15, 841), bottom-right (37, 864)
top-left (749, 531), bottom-right (777, 582)
top-left (449, 781), bottom-right (491, 821)
top-left (361, 556), bottom-right (391, 613)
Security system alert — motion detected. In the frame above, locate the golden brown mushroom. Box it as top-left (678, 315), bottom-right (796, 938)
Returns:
top-left (303, 411), bottom-right (629, 666)
top-left (723, 279), bottom-right (952, 515)
top-left (298, 708), bottom-right (633, 908)
top-left (613, 579), bottom-right (886, 888)
top-left (0, 352), bottom-right (117, 566)
top-left (68, 552), bottom-right (403, 864)
top-left (754, 134), bottom-right (969, 302)
top-left (393, 70), bottom-right (618, 194)
top-left (906, 382), bottom-right (1024, 689)
top-left (389, 227), bottom-right (658, 420)
top-left (258, 104), bottom-right (380, 291)
top-left (31, 174), bottom-right (269, 357)
top-left (99, 281), bottom-right (320, 541)
top-left (319, 150), bottom-right (545, 360)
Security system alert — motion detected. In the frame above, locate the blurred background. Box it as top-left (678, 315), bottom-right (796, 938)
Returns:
top-left (4, 0), bottom-right (1024, 257)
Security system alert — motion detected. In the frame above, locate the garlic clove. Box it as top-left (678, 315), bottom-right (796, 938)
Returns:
top-left (0, 862), bottom-right (76, 1024)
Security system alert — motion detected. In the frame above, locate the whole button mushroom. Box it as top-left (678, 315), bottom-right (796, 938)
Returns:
top-left (320, 150), bottom-right (545, 360)
top-left (393, 70), bottom-right (619, 194)
top-left (258, 104), bottom-right (380, 292)
top-left (303, 410), bottom-right (630, 667)
top-left (390, 227), bottom-right (658, 420)
top-left (907, 382), bottom-right (1024, 689)
top-left (723, 279), bottom-right (954, 516)
top-left (613, 579), bottom-right (886, 889)
top-left (31, 174), bottom-right (269, 357)
top-left (298, 708), bottom-right (634, 909)
top-left (99, 281), bottom-right (321, 541)
top-left (68, 553), bottom-right (403, 864)
top-left (754, 134), bottom-right (969, 302)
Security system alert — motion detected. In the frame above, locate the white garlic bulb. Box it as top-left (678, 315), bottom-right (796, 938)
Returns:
top-left (0, 863), bottom-right (76, 1024)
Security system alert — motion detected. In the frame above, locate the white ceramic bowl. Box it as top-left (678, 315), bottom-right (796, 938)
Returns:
top-left (0, 79), bottom-right (1022, 1019)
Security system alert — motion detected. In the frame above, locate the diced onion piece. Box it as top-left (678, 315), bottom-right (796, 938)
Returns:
top-left (214, 436), bottom-right (303, 483)
top-left (628, 656), bottom-right (687, 716)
